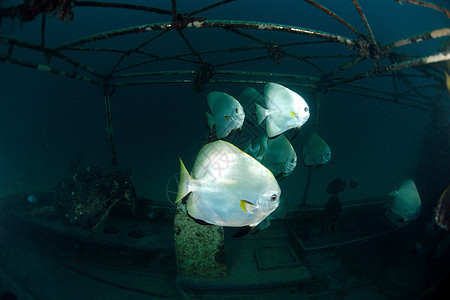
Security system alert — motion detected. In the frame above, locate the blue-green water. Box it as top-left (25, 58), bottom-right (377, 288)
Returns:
top-left (0, 0), bottom-right (449, 299)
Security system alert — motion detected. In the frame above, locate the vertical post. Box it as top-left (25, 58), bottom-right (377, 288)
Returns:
top-left (103, 82), bottom-right (118, 166)
top-left (40, 14), bottom-right (46, 48)
top-left (301, 90), bottom-right (326, 206)
top-left (174, 202), bottom-right (227, 279)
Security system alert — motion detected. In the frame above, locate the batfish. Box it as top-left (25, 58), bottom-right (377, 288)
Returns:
top-left (175, 140), bottom-right (281, 232)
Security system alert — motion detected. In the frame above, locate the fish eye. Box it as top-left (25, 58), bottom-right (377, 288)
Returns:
top-left (235, 108), bottom-right (239, 113)
top-left (291, 158), bottom-right (295, 163)
top-left (304, 107), bottom-right (309, 112)
top-left (270, 194), bottom-right (277, 202)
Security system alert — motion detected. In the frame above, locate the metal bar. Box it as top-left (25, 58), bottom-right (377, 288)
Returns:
top-left (331, 88), bottom-right (430, 111)
top-left (55, 23), bottom-right (174, 50)
top-left (103, 83), bottom-right (118, 166)
top-left (176, 30), bottom-right (203, 63)
top-left (393, 0), bottom-right (450, 18)
top-left (304, 0), bottom-right (360, 35)
top-left (189, 20), bottom-right (355, 45)
top-left (214, 56), bottom-right (268, 67)
top-left (55, 20), bottom-right (354, 50)
top-left (345, 82), bottom-right (425, 101)
top-left (352, 0), bottom-right (378, 47)
top-left (74, 1), bottom-right (172, 15)
top-left (216, 70), bottom-right (319, 81)
top-left (0, 35), bottom-right (103, 79)
top-left (111, 70), bottom-right (196, 79)
top-left (288, 224), bottom-right (398, 251)
top-left (109, 29), bottom-right (169, 75)
top-left (327, 51), bottom-right (450, 88)
top-left (40, 14), bottom-right (46, 48)
top-left (52, 52), bottom-right (104, 79)
top-left (68, 43), bottom-right (353, 74)
top-left (106, 70), bottom-right (440, 108)
top-left (171, 0), bottom-right (177, 21)
top-left (301, 166), bottom-right (314, 206)
top-left (287, 54), bottom-right (325, 74)
top-left (225, 27), bottom-right (268, 45)
top-left (114, 56), bottom-right (199, 74)
top-left (111, 78), bottom-right (311, 87)
top-left (387, 27), bottom-right (450, 48)
top-left (322, 56), bottom-right (364, 78)
top-left (0, 55), bottom-right (100, 85)
top-left (105, 76), bottom-right (446, 111)
top-left (111, 69), bottom-right (319, 81)
top-left (188, 0), bottom-right (236, 16)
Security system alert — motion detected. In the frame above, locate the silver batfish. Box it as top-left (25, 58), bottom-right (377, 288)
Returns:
top-left (388, 179), bottom-right (421, 222)
top-left (262, 134), bottom-right (297, 179)
top-left (255, 83), bottom-right (310, 138)
top-left (206, 91), bottom-right (245, 139)
top-left (243, 133), bottom-right (268, 163)
top-left (175, 140), bottom-right (281, 228)
top-left (302, 132), bottom-right (331, 167)
top-left (245, 134), bottom-right (297, 179)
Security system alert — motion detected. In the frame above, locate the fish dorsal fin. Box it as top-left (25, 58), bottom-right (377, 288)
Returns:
top-left (240, 200), bottom-right (257, 213)
top-left (256, 134), bottom-right (268, 157)
top-left (239, 87), bottom-right (264, 106)
top-left (205, 112), bottom-right (215, 130)
top-left (400, 179), bottom-right (417, 193)
top-left (266, 117), bottom-right (283, 138)
top-left (290, 127), bottom-right (300, 141)
top-left (264, 82), bottom-right (296, 108)
top-left (388, 185), bottom-right (398, 197)
top-left (206, 91), bottom-right (221, 112)
top-left (207, 91), bottom-right (236, 113)
top-left (264, 82), bottom-right (284, 108)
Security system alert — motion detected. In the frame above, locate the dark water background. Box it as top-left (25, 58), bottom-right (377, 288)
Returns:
top-left (0, 0), bottom-right (448, 209)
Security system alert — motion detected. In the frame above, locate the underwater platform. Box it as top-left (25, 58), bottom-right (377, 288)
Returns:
top-left (1, 191), bottom-right (449, 299)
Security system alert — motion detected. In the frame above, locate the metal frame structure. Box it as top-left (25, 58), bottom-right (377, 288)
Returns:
top-left (1, 0), bottom-right (449, 166)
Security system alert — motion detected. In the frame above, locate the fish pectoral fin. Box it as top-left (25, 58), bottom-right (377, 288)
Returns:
top-left (224, 115), bottom-right (232, 122)
top-left (276, 172), bottom-right (287, 180)
top-left (232, 226), bottom-right (254, 238)
top-left (240, 200), bottom-right (257, 213)
top-left (187, 212), bottom-right (214, 226)
top-left (290, 127), bottom-right (300, 141)
top-left (205, 112), bottom-right (215, 130)
top-left (289, 111), bottom-right (299, 118)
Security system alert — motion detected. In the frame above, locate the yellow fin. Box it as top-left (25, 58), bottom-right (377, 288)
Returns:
top-left (175, 158), bottom-right (191, 204)
top-left (290, 111), bottom-right (298, 118)
top-left (240, 200), bottom-right (256, 213)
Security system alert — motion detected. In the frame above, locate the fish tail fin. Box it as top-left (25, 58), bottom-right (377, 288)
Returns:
top-left (205, 112), bottom-right (215, 130)
top-left (387, 185), bottom-right (397, 198)
top-left (255, 103), bottom-right (267, 125)
top-left (239, 87), bottom-right (263, 106)
top-left (175, 158), bottom-right (192, 204)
